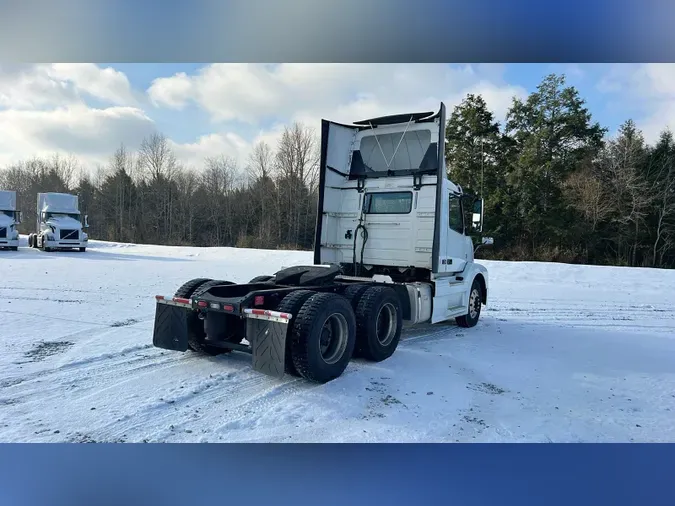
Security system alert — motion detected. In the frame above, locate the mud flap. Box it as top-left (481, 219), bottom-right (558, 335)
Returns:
top-left (247, 318), bottom-right (288, 378)
top-left (152, 302), bottom-right (190, 352)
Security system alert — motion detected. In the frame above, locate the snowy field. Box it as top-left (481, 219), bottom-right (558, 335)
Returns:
top-left (1, 237), bottom-right (674, 443)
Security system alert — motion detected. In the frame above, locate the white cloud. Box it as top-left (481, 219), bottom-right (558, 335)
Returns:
top-left (170, 131), bottom-right (251, 168)
top-left (0, 63), bottom-right (136, 110)
top-left (154, 63), bottom-right (527, 166)
top-left (148, 72), bottom-right (193, 109)
top-left (149, 63), bottom-right (526, 125)
top-left (0, 64), bottom-right (79, 109)
top-left (46, 64), bottom-right (136, 106)
top-left (597, 63), bottom-right (675, 142)
top-left (0, 63), bottom-right (527, 175)
top-left (0, 64), bottom-right (150, 169)
top-left (0, 105), bottom-right (156, 168)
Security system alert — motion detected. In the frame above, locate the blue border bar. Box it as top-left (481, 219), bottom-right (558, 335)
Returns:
top-left (0, 443), bottom-right (672, 506)
top-left (0, 0), bottom-right (672, 61)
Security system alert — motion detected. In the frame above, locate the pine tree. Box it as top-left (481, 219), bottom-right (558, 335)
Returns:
top-left (504, 74), bottom-right (606, 256)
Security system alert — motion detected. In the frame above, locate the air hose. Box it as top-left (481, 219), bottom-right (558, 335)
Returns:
top-left (353, 221), bottom-right (368, 277)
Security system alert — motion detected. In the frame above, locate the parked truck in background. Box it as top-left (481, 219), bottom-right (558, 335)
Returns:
top-left (28, 192), bottom-right (89, 252)
top-left (152, 103), bottom-right (492, 383)
top-left (0, 190), bottom-right (21, 251)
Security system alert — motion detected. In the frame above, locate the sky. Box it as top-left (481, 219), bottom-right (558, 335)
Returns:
top-left (1, 63), bottom-right (674, 174)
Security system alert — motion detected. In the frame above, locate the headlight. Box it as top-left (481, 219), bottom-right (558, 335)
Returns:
top-left (12, 230), bottom-right (19, 240)
top-left (82, 232), bottom-right (88, 240)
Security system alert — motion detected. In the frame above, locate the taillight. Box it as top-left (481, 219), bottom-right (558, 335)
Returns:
top-left (222, 304), bottom-right (234, 312)
top-left (197, 300), bottom-right (208, 308)
top-left (254, 295), bottom-right (264, 306)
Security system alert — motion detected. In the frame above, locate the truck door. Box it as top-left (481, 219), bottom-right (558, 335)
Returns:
top-left (444, 193), bottom-right (468, 273)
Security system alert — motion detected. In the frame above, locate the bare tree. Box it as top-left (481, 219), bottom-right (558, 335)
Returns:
top-left (274, 122), bottom-right (320, 247)
top-left (246, 141), bottom-right (278, 245)
top-left (597, 121), bottom-right (653, 265)
top-left (137, 133), bottom-right (179, 239)
top-left (564, 167), bottom-right (613, 233)
top-left (137, 133), bottom-right (177, 182)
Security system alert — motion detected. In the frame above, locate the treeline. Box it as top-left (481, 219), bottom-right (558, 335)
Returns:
top-left (1, 73), bottom-right (674, 268)
top-left (0, 124), bottom-right (320, 251)
top-left (446, 74), bottom-right (675, 268)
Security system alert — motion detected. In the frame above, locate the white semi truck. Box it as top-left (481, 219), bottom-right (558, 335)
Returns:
top-left (152, 103), bottom-right (492, 383)
top-left (0, 190), bottom-right (21, 251)
top-left (28, 192), bottom-right (89, 252)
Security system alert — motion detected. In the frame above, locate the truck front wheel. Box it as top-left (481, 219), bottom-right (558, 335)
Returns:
top-left (290, 293), bottom-right (356, 383)
top-left (354, 286), bottom-right (403, 362)
top-left (456, 278), bottom-right (482, 328)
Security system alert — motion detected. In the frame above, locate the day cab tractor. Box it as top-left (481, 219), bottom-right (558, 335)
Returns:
top-left (0, 190), bottom-right (21, 251)
top-left (28, 192), bottom-right (89, 252)
top-left (152, 103), bottom-right (492, 383)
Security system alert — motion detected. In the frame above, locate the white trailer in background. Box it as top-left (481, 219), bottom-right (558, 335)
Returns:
top-left (28, 192), bottom-right (89, 252)
top-left (0, 190), bottom-right (21, 251)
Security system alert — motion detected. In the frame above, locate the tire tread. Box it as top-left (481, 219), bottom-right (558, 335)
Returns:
top-left (275, 289), bottom-right (316, 376)
top-left (354, 286), bottom-right (402, 361)
top-left (291, 292), bottom-right (355, 383)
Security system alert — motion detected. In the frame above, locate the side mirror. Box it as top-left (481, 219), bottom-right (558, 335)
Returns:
top-left (471, 198), bottom-right (484, 233)
top-left (16, 211), bottom-right (22, 224)
top-left (83, 214), bottom-right (89, 228)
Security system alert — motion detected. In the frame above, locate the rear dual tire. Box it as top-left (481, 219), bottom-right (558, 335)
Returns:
top-left (289, 292), bottom-right (356, 384)
top-left (352, 286), bottom-right (403, 362)
top-left (275, 290), bottom-right (316, 377)
top-left (282, 286), bottom-right (403, 383)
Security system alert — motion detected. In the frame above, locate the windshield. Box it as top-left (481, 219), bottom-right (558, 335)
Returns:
top-left (45, 212), bottom-right (80, 221)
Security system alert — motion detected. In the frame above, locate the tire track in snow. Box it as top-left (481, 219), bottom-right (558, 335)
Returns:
top-left (2, 325), bottom-right (157, 384)
top-left (96, 369), bottom-right (305, 442)
top-left (0, 350), bottom-right (177, 405)
top-left (92, 356), bottom-right (373, 442)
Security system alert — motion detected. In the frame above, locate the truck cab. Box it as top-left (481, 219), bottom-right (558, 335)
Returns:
top-left (29, 193), bottom-right (89, 252)
top-left (0, 190), bottom-right (21, 251)
top-left (314, 103), bottom-right (489, 323)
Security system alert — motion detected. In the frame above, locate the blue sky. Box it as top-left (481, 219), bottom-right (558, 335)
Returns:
top-left (0, 63), bottom-right (671, 170)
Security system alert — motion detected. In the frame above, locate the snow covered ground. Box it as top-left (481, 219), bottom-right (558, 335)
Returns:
top-left (1, 237), bottom-right (674, 443)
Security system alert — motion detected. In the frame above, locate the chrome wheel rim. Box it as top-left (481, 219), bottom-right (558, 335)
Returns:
top-left (469, 288), bottom-right (480, 319)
